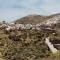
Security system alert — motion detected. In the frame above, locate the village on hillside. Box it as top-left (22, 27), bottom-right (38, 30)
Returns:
top-left (0, 16), bottom-right (59, 33)
top-left (0, 15), bottom-right (60, 60)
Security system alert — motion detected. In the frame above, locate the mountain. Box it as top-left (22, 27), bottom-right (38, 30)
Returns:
top-left (15, 15), bottom-right (47, 24)
top-left (15, 13), bottom-right (60, 24)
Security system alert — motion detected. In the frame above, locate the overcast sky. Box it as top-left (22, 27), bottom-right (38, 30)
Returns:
top-left (0, 0), bottom-right (60, 22)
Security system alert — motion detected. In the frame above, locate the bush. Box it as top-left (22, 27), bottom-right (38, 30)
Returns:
top-left (8, 32), bottom-right (20, 41)
top-left (51, 51), bottom-right (60, 60)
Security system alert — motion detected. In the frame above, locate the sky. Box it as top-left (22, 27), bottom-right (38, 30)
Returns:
top-left (0, 0), bottom-right (60, 22)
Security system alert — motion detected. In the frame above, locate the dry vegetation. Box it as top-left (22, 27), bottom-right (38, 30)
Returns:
top-left (0, 28), bottom-right (59, 60)
top-left (0, 30), bottom-right (50, 60)
top-left (0, 14), bottom-right (60, 60)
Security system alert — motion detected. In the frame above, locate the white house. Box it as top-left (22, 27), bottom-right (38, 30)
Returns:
top-left (25, 24), bottom-right (33, 29)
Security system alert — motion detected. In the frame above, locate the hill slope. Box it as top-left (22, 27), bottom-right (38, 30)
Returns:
top-left (15, 13), bottom-right (60, 24)
top-left (15, 15), bottom-right (47, 24)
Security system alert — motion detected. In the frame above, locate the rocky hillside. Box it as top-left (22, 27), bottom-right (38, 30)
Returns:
top-left (0, 13), bottom-right (60, 60)
top-left (15, 15), bottom-right (47, 24)
top-left (15, 13), bottom-right (60, 24)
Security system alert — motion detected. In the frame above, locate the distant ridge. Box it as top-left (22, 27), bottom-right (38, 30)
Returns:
top-left (15, 13), bottom-right (60, 24)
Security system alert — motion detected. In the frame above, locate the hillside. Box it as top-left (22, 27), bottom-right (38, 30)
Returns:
top-left (15, 13), bottom-right (60, 24)
top-left (15, 15), bottom-right (47, 24)
top-left (0, 13), bottom-right (60, 60)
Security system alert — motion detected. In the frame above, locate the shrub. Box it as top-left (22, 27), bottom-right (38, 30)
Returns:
top-left (8, 32), bottom-right (20, 41)
top-left (51, 51), bottom-right (60, 60)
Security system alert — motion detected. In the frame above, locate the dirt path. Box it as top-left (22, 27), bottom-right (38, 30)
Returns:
top-left (45, 37), bottom-right (58, 53)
